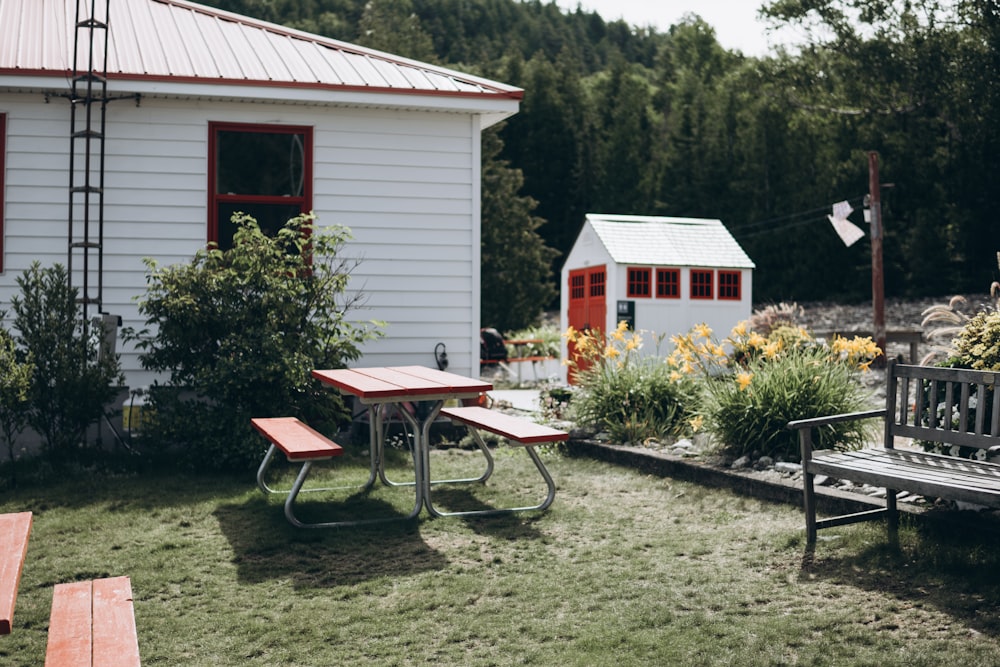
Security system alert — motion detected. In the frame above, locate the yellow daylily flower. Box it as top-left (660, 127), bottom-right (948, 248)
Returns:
top-left (736, 372), bottom-right (753, 391)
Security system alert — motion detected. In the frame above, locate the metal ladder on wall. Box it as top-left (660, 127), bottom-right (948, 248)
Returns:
top-left (57, 0), bottom-right (140, 451)
top-left (65, 0), bottom-right (138, 348)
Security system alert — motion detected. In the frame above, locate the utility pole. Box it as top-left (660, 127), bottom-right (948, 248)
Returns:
top-left (868, 151), bottom-right (886, 364)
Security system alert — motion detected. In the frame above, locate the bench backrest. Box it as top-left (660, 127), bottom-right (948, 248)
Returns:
top-left (888, 360), bottom-right (1000, 451)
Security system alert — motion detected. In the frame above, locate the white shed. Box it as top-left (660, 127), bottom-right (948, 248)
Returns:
top-left (560, 214), bottom-right (755, 377)
top-left (0, 0), bottom-right (521, 388)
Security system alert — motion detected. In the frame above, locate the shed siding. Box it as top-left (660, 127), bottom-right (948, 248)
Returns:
top-left (0, 93), bottom-right (479, 386)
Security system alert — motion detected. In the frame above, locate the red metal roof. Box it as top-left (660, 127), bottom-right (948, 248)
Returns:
top-left (0, 0), bottom-right (523, 101)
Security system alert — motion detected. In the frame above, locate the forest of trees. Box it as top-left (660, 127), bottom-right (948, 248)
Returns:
top-left (205, 0), bottom-right (1000, 331)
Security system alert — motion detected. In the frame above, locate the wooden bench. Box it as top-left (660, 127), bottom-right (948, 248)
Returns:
top-left (46, 576), bottom-right (140, 666)
top-left (788, 360), bottom-right (1000, 544)
top-left (435, 406), bottom-right (567, 517)
top-left (252, 417), bottom-right (348, 528)
top-left (0, 511), bottom-right (32, 635)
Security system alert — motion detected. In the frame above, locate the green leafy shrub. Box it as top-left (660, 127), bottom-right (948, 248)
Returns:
top-left (128, 213), bottom-right (383, 470)
top-left (565, 322), bottom-right (693, 444)
top-left (10, 262), bottom-right (124, 458)
top-left (0, 320), bottom-right (33, 483)
top-left (668, 323), bottom-right (880, 461)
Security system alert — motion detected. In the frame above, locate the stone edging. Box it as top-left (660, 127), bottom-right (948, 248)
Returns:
top-left (568, 439), bottom-right (919, 521)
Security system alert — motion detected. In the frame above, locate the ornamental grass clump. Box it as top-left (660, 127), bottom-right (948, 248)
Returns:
top-left (565, 322), bottom-right (692, 445)
top-left (668, 322), bottom-right (881, 462)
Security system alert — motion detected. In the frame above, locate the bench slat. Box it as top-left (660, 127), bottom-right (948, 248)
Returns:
top-left (811, 449), bottom-right (1000, 509)
top-left (45, 581), bottom-right (93, 666)
top-left (0, 511), bottom-right (32, 634)
top-left (93, 577), bottom-right (141, 667)
top-left (251, 417), bottom-right (344, 461)
top-left (46, 577), bottom-right (140, 667)
top-left (439, 406), bottom-right (568, 445)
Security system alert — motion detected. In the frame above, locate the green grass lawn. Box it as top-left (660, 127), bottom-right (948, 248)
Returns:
top-left (3, 444), bottom-right (1000, 666)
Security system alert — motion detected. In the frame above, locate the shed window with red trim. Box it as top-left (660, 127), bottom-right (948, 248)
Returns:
top-left (590, 270), bottom-right (605, 297)
top-left (0, 114), bottom-right (5, 272)
top-left (656, 268), bottom-right (680, 298)
top-left (627, 267), bottom-right (651, 297)
top-left (570, 273), bottom-right (585, 300)
top-left (690, 269), bottom-right (714, 299)
top-left (718, 271), bottom-right (741, 300)
top-left (208, 122), bottom-right (312, 250)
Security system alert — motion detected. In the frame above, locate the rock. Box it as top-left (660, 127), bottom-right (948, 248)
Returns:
top-left (754, 455), bottom-right (774, 470)
top-left (731, 455), bottom-right (751, 469)
top-left (775, 461), bottom-right (802, 474)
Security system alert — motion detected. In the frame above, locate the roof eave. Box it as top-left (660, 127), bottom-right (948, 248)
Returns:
top-left (0, 71), bottom-right (521, 122)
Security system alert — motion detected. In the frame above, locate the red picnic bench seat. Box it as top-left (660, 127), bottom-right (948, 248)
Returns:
top-left (0, 511), bottom-right (32, 635)
top-left (252, 417), bottom-right (363, 528)
top-left (45, 576), bottom-right (140, 666)
top-left (434, 406), bottom-right (567, 517)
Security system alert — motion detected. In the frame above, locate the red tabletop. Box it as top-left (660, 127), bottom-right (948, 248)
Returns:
top-left (312, 366), bottom-right (492, 402)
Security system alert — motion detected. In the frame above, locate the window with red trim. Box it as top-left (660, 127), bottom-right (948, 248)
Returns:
top-left (208, 122), bottom-right (312, 250)
top-left (656, 268), bottom-right (680, 298)
top-left (570, 273), bottom-right (585, 301)
top-left (627, 267), bottom-right (651, 297)
top-left (690, 269), bottom-right (714, 299)
top-left (0, 114), bottom-right (5, 272)
top-left (590, 270), bottom-right (605, 297)
top-left (718, 271), bottom-right (741, 300)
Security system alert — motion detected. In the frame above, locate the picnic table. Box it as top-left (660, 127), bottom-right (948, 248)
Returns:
top-left (311, 366), bottom-right (493, 517)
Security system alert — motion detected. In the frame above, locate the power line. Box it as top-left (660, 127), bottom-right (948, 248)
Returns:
top-left (730, 194), bottom-right (867, 237)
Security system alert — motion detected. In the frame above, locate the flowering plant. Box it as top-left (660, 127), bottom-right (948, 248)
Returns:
top-left (667, 321), bottom-right (881, 461)
top-left (564, 322), bottom-right (691, 445)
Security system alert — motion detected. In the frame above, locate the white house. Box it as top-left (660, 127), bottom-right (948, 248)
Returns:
top-left (560, 214), bottom-right (755, 378)
top-left (0, 0), bottom-right (521, 389)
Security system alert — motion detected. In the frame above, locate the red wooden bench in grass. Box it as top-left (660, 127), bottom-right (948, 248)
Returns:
top-left (45, 576), bottom-right (140, 666)
top-left (434, 406), bottom-right (567, 517)
top-left (0, 511), bottom-right (32, 635)
top-left (252, 417), bottom-right (367, 528)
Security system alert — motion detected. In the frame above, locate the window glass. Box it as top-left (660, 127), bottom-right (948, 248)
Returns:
top-left (656, 268), bottom-right (679, 298)
top-left (690, 270), bottom-right (714, 299)
top-left (718, 271), bottom-right (741, 300)
top-left (216, 130), bottom-right (305, 196)
top-left (627, 267), bottom-right (651, 297)
top-left (209, 122), bottom-right (312, 250)
top-left (590, 270), bottom-right (605, 297)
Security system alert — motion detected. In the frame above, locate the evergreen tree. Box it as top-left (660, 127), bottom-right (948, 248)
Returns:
top-left (480, 127), bottom-right (559, 331)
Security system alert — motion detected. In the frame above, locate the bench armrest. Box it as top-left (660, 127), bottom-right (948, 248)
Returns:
top-left (787, 409), bottom-right (886, 431)
top-left (788, 409), bottom-right (886, 464)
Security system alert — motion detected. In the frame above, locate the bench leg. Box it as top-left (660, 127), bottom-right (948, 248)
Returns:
top-left (257, 443), bottom-right (374, 497)
top-left (803, 468), bottom-right (818, 545)
top-left (886, 488), bottom-right (899, 544)
top-left (424, 426), bottom-right (556, 518)
top-left (279, 459), bottom-right (423, 529)
top-left (375, 403), bottom-right (495, 488)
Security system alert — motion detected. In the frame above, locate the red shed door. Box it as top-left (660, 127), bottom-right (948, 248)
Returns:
top-left (566, 265), bottom-right (607, 384)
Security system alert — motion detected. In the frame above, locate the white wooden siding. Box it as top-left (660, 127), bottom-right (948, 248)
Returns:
top-left (0, 93), bottom-right (481, 387)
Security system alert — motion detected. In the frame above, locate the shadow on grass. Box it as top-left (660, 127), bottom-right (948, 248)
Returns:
top-left (800, 509), bottom-right (1000, 637)
top-left (214, 492), bottom-right (449, 588)
top-left (424, 486), bottom-right (549, 539)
